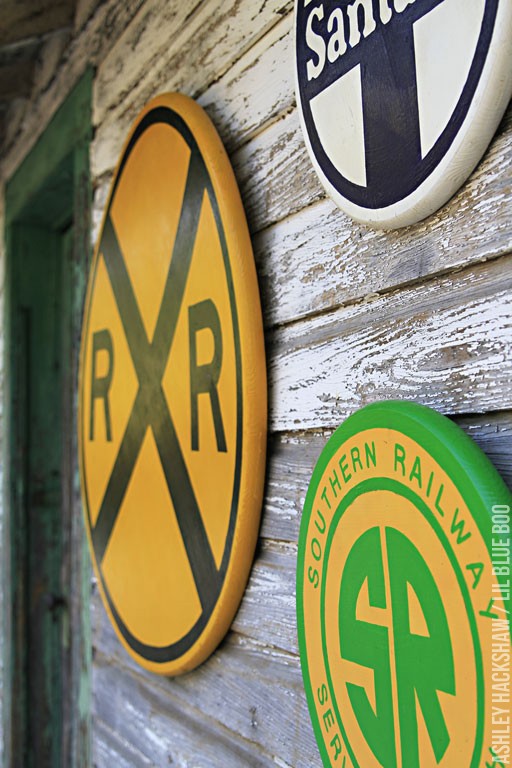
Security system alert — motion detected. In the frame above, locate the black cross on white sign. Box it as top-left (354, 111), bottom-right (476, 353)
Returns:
top-left (296, 0), bottom-right (511, 227)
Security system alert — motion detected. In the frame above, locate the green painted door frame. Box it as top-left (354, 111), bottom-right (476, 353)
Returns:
top-left (3, 70), bottom-right (93, 768)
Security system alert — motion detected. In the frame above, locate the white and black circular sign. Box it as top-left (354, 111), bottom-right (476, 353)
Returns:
top-left (295, 0), bottom-right (512, 229)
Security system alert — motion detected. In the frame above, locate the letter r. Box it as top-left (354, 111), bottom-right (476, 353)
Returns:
top-left (189, 299), bottom-right (227, 453)
top-left (90, 329), bottom-right (114, 441)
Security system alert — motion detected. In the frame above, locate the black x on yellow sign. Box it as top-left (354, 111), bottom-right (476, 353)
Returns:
top-left (79, 94), bottom-right (267, 675)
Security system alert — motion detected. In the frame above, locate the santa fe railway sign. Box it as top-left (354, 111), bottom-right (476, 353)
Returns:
top-left (295, 0), bottom-right (512, 228)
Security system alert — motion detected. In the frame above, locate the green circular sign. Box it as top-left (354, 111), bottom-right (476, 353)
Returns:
top-left (297, 401), bottom-right (511, 768)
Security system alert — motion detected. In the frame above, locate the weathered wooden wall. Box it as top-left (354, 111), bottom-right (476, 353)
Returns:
top-left (0, 0), bottom-right (511, 765)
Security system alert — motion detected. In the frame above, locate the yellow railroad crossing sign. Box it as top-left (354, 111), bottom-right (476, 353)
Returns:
top-left (78, 93), bottom-right (267, 675)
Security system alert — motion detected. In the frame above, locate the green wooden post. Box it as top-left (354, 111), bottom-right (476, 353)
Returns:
top-left (3, 69), bottom-right (93, 768)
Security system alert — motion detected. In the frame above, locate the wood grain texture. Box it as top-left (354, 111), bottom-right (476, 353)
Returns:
top-left (455, 413), bottom-right (512, 489)
top-left (31, 30), bottom-right (71, 97)
top-left (254, 107), bottom-right (512, 327)
top-left (94, 718), bottom-right (154, 768)
top-left (92, 596), bottom-right (318, 767)
top-left (263, 413), bottom-right (512, 543)
top-left (74, 0), bottom-right (105, 33)
top-left (270, 258), bottom-right (512, 431)
top-left (199, 13), bottom-right (294, 152)
top-left (92, 653), bottom-right (307, 767)
top-left (93, 0), bottom-right (293, 124)
top-left (91, 0), bottom-right (294, 178)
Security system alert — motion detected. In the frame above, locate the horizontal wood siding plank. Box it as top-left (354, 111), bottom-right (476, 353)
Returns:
top-left (93, 718), bottom-right (153, 768)
top-left (255, 107), bottom-right (512, 326)
top-left (270, 258), bottom-right (512, 431)
top-left (232, 541), bottom-right (298, 652)
top-left (92, 601), bottom-right (318, 767)
top-left (92, 642), bottom-right (313, 767)
top-left (455, 414), bottom-right (512, 489)
top-left (91, 0), bottom-right (294, 178)
top-left (198, 14), bottom-right (294, 152)
top-left (262, 413), bottom-right (512, 544)
top-left (233, 107), bottom-right (323, 235)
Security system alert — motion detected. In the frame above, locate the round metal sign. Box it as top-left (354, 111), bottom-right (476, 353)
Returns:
top-left (79, 94), bottom-right (267, 675)
top-left (295, 0), bottom-right (512, 228)
top-left (297, 401), bottom-right (511, 767)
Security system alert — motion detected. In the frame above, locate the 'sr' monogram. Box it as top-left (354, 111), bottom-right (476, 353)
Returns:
top-left (338, 527), bottom-right (456, 767)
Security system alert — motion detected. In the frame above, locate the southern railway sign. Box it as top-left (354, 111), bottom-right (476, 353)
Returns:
top-left (295, 0), bottom-right (512, 228)
top-left (297, 401), bottom-right (511, 767)
top-left (79, 94), bottom-right (267, 675)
